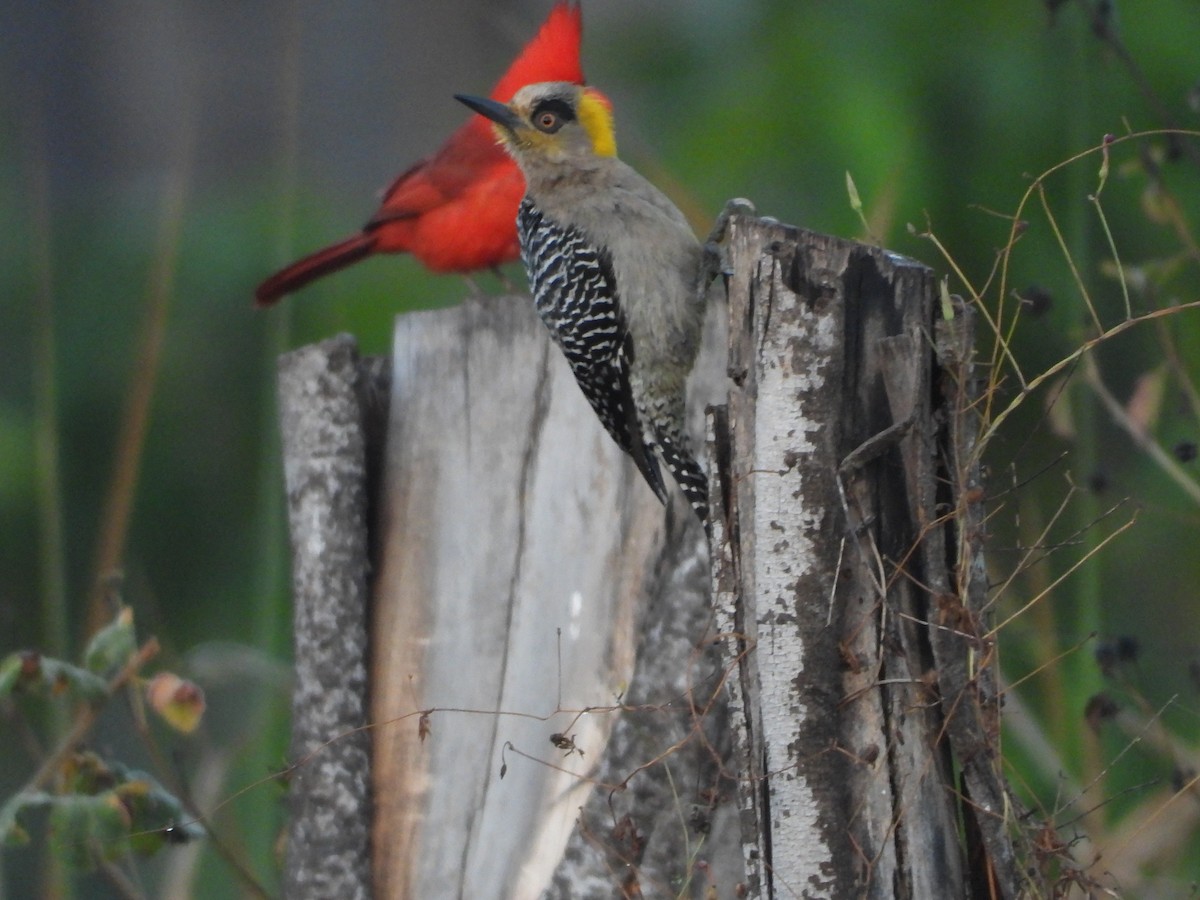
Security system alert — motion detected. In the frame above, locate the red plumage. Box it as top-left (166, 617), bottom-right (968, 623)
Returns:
top-left (255, 2), bottom-right (584, 306)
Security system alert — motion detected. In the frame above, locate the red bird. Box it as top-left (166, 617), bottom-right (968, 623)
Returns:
top-left (255, 2), bottom-right (584, 306)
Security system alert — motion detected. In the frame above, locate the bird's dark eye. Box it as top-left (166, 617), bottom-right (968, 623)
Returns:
top-left (530, 98), bottom-right (574, 134)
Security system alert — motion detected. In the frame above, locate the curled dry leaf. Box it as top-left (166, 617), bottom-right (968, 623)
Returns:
top-left (1124, 366), bottom-right (1166, 438)
top-left (146, 672), bottom-right (206, 734)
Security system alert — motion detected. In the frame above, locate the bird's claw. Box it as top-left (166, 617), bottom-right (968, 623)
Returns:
top-left (702, 197), bottom-right (757, 284)
top-left (706, 197), bottom-right (756, 246)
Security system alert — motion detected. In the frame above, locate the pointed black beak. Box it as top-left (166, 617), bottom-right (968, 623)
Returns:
top-left (455, 94), bottom-right (522, 133)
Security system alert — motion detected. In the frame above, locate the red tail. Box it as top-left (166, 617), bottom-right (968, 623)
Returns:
top-left (254, 234), bottom-right (376, 306)
top-left (255, 3), bottom-right (585, 304)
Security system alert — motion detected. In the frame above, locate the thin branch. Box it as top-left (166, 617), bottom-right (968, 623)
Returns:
top-left (986, 514), bottom-right (1136, 637)
top-left (1037, 182), bottom-right (1103, 334)
top-left (977, 300), bottom-right (1200, 452)
top-left (85, 132), bottom-right (193, 631)
top-left (1082, 356), bottom-right (1200, 506)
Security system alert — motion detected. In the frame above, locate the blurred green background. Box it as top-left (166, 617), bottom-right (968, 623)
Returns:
top-left (2, 0), bottom-right (1199, 896)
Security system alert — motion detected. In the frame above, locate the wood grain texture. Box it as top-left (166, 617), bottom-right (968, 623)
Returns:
top-left (371, 295), bottom-right (679, 899)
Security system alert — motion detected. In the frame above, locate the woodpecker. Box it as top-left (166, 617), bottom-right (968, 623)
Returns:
top-left (255, 2), bottom-right (584, 305)
top-left (456, 82), bottom-right (709, 522)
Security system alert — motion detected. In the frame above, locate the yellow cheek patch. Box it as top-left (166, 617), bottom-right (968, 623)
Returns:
top-left (578, 89), bottom-right (617, 158)
top-left (491, 121), bottom-right (551, 157)
top-left (512, 129), bottom-right (556, 155)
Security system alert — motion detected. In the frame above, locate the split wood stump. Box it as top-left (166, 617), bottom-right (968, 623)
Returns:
top-left (276, 216), bottom-right (1022, 899)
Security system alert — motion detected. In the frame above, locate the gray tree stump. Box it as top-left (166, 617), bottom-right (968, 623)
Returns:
top-left (277, 217), bottom-right (1021, 899)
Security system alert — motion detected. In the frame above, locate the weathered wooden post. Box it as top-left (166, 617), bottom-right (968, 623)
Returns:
top-left (709, 219), bottom-right (1020, 898)
top-left (276, 215), bottom-right (1020, 898)
top-left (277, 336), bottom-right (381, 900)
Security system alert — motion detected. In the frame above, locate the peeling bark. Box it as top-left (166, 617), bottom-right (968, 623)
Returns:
top-left (709, 220), bottom-right (1019, 898)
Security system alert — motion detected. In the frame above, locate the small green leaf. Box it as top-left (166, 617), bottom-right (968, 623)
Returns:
top-left (108, 762), bottom-right (202, 854)
top-left (84, 606), bottom-right (136, 675)
top-left (0, 653), bottom-right (24, 697)
top-left (48, 794), bottom-right (130, 869)
top-left (845, 170), bottom-right (863, 213)
top-left (939, 278), bottom-right (956, 321)
top-left (60, 751), bottom-right (116, 795)
top-left (0, 653), bottom-right (109, 704)
top-left (39, 658), bottom-right (110, 704)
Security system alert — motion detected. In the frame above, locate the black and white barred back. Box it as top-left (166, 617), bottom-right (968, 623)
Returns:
top-left (517, 198), bottom-right (709, 522)
top-left (518, 199), bottom-right (667, 505)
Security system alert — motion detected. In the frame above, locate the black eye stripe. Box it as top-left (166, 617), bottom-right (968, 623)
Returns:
top-left (531, 98), bottom-right (576, 133)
